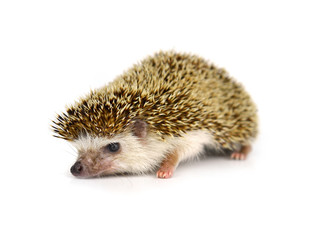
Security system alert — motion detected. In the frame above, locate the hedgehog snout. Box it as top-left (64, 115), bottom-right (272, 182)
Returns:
top-left (70, 161), bottom-right (84, 176)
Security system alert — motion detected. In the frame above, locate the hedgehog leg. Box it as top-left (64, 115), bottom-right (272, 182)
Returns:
top-left (156, 150), bottom-right (179, 179)
top-left (231, 145), bottom-right (252, 160)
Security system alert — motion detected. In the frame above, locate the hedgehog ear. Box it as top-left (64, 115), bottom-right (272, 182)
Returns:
top-left (132, 119), bottom-right (148, 139)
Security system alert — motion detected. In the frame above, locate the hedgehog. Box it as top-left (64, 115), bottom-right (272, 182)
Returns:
top-left (52, 51), bottom-right (258, 179)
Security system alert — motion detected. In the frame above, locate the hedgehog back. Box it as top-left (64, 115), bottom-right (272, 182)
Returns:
top-left (52, 51), bottom-right (257, 148)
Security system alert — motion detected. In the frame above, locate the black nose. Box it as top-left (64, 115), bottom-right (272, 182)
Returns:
top-left (70, 162), bottom-right (83, 176)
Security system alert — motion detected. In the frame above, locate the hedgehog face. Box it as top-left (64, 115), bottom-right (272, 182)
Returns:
top-left (70, 137), bottom-right (122, 178)
top-left (69, 120), bottom-right (168, 178)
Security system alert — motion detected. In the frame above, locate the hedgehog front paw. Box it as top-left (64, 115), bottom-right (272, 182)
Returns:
top-left (156, 167), bottom-right (174, 179)
top-left (156, 150), bottom-right (179, 179)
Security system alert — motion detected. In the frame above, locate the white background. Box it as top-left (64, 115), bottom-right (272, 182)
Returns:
top-left (1, 0), bottom-right (320, 239)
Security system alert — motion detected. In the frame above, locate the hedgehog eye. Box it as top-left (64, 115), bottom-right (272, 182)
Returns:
top-left (106, 142), bottom-right (120, 153)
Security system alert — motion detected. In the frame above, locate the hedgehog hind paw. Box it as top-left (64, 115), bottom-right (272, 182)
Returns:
top-left (231, 152), bottom-right (246, 160)
top-left (231, 145), bottom-right (252, 160)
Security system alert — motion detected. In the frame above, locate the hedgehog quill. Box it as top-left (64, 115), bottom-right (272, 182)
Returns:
top-left (52, 51), bottom-right (258, 178)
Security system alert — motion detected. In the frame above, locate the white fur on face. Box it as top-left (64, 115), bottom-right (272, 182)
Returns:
top-left (71, 130), bottom-right (217, 176)
top-left (72, 131), bottom-right (170, 175)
